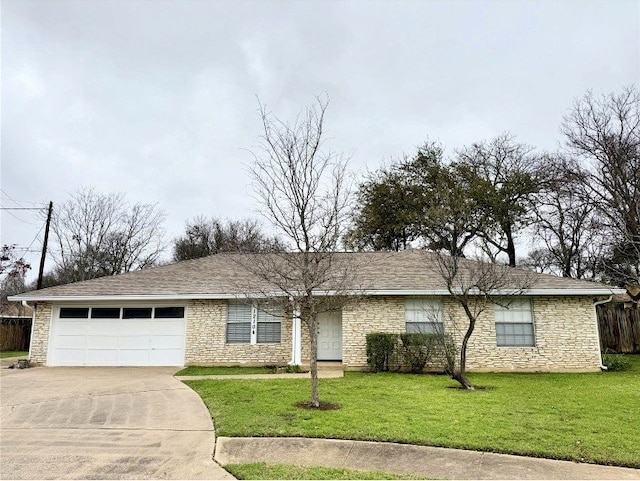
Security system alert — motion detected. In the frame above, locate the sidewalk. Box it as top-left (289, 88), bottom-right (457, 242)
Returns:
top-left (176, 370), bottom-right (344, 381)
top-left (215, 437), bottom-right (640, 480)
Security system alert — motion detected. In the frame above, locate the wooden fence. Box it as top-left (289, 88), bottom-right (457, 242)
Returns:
top-left (0, 319), bottom-right (31, 351)
top-left (597, 305), bottom-right (640, 354)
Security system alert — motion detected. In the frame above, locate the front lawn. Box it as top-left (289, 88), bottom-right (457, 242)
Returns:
top-left (186, 355), bottom-right (640, 467)
top-left (226, 463), bottom-right (420, 480)
top-left (0, 351), bottom-right (28, 359)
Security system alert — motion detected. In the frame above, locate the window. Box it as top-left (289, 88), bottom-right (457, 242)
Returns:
top-left (226, 300), bottom-right (283, 344)
top-left (256, 303), bottom-right (282, 343)
top-left (155, 307), bottom-right (185, 318)
top-left (59, 308), bottom-right (89, 318)
top-left (227, 302), bottom-right (252, 343)
top-left (123, 308), bottom-right (152, 319)
top-left (495, 298), bottom-right (535, 346)
top-left (91, 308), bottom-right (120, 319)
top-left (405, 298), bottom-right (444, 334)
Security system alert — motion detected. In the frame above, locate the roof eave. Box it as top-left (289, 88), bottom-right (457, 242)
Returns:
top-left (9, 287), bottom-right (625, 303)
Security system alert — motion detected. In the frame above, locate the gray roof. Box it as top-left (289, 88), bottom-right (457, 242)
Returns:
top-left (11, 250), bottom-right (623, 302)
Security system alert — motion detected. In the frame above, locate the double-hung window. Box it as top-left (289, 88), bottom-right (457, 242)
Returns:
top-left (226, 300), bottom-right (282, 344)
top-left (256, 303), bottom-right (282, 343)
top-left (405, 298), bottom-right (444, 334)
top-left (226, 302), bottom-right (252, 343)
top-left (495, 298), bottom-right (535, 346)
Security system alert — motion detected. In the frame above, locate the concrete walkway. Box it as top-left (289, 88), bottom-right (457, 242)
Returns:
top-left (215, 437), bottom-right (640, 480)
top-left (176, 370), bottom-right (344, 381)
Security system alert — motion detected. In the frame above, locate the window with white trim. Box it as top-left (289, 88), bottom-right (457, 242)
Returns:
top-left (495, 298), bottom-right (535, 346)
top-left (226, 300), bottom-right (282, 344)
top-left (405, 298), bottom-right (444, 334)
top-left (226, 302), bottom-right (252, 343)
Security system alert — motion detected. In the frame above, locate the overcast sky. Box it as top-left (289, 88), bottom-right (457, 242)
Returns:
top-left (1, 0), bottom-right (638, 281)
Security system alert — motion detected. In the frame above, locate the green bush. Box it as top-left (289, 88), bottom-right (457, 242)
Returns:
top-left (367, 332), bottom-right (452, 373)
top-left (366, 333), bottom-right (399, 372)
top-left (284, 364), bottom-right (304, 373)
top-left (602, 351), bottom-right (630, 371)
top-left (399, 333), bottom-right (438, 373)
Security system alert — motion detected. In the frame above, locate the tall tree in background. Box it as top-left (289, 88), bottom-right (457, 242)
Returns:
top-left (244, 96), bottom-right (359, 408)
top-left (173, 216), bottom-right (282, 261)
top-left (528, 155), bottom-right (603, 279)
top-left (346, 143), bottom-right (483, 256)
top-left (562, 86), bottom-right (640, 288)
top-left (0, 245), bottom-right (30, 300)
top-left (402, 142), bottom-right (483, 257)
top-left (455, 134), bottom-right (544, 267)
top-left (50, 187), bottom-right (165, 284)
top-left (345, 164), bottom-right (421, 251)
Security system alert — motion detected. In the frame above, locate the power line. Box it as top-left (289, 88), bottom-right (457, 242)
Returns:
top-left (0, 189), bottom-right (43, 207)
top-left (0, 207), bottom-right (45, 210)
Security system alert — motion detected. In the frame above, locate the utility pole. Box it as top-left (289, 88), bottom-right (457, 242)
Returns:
top-left (37, 201), bottom-right (53, 290)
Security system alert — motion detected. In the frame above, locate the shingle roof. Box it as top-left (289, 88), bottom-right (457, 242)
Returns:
top-left (10, 250), bottom-right (623, 302)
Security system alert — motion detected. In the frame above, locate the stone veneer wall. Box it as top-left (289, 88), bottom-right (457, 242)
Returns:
top-left (340, 295), bottom-right (601, 372)
top-left (342, 297), bottom-right (405, 369)
top-left (184, 299), bottom-right (292, 365)
top-left (28, 301), bottom-right (52, 365)
top-left (27, 296), bottom-right (602, 371)
top-left (445, 296), bottom-right (602, 372)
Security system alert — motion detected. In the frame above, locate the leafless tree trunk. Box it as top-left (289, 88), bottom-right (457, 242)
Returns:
top-left (431, 250), bottom-right (533, 389)
top-left (242, 95), bottom-right (359, 408)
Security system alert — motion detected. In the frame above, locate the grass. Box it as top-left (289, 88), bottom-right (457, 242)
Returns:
top-left (186, 355), bottom-right (640, 468)
top-left (225, 463), bottom-right (422, 480)
top-left (176, 366), bottom-right (278, 376)
top-left (0, 351), bottom-right (28, 359)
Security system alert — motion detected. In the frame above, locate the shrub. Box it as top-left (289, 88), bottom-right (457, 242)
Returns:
top-left (284, 364), bottom-right (304, 373)
top-left (399, 333), bottom-right (438, 373)
top-left (366, 333), bottom-right (399, 372)
top-left (602, 350), bottom-right (630, 371)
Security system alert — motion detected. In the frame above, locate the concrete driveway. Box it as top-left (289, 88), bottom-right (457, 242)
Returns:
top-left (0, 365), bottom-right (233, 480)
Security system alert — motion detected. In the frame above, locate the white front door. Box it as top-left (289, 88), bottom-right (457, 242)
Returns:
top-left (317, 312), bottom-right (342, 361)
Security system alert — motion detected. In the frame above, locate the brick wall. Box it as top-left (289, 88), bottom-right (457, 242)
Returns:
top-left (29, 301), bottom-right (52, 365)
top-left (342, 297), bottom-right (405, 369)
top-left (29, 296), bottom-right (603, 371)
top-left (184, 300), bottom-right (292, 365)
top-left (340, 295), bottom-right (601, 372)
top-left (445, 296), bottom-right (602, 372)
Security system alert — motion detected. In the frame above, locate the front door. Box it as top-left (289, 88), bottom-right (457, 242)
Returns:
top-left (317, 312), bottom-right (342, 361)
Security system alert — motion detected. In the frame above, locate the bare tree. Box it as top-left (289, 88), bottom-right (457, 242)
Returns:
top-left (242, 95), bottom-right (358, 408)
top-left (0, 245), bottom-right (31, 280)
top-left (529, 155), bottom-right (604, 279)
top-left (562, 86), bottom-right (640, 287)
top-left (430, 250), bottom-right (533, 390)
top-left (173, 216), bottom-right (283, 261)
top-left (50, 187), bottom-right (165, 283)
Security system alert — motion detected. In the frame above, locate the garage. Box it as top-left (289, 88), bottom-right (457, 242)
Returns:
top-left (48, 306), bottom-right (186, 366)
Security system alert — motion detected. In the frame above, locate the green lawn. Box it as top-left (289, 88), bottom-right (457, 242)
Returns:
top-left (186, 355), bottom-right (640, 468)
top-left (0, 351), bottom-right (28, 359)
top-left (226, 463), bottom-right (421, 480)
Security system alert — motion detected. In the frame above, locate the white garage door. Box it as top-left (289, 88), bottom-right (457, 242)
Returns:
top-left (49, 306), bottom-right (186, 366)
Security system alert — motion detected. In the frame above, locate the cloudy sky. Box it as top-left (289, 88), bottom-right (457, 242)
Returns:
top-left (2, 0), bottom-right (638, 280)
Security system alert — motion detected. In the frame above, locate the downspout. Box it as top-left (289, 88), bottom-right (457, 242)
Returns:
top-left (593, 295), bottom-right (613, 371)
top-left (23, 300), bottom-right (35, 360)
